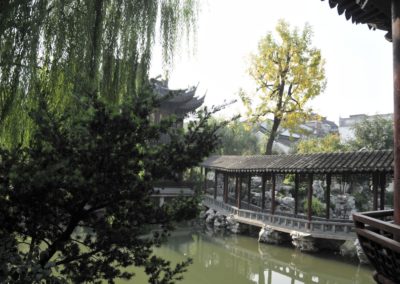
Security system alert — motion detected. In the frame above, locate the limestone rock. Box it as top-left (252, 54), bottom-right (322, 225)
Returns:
top-left (226, 214), bottom-right (241, 234)
top-left (205, 209), bottom-right (216, 224)
top-left (259, 226), bottom-right (284, 245)
top-left (214, 212), bottom-right (227, 228)
top-left (354, 238), bottom-right (369, 264)
top-left (291, 231), bottom-right (318, 252)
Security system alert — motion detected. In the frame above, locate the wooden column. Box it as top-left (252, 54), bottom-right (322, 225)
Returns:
top-left (235, 175), bottom-right (239, 207)
top-left (380, 173), bottom-right (387, 210)
top-left (247, 174), bottom-right (252, 207)
top-left (214, 170), bottom-right (218, 200)
top-left (271, 173), bottom-right (276, 215)
top-left (204, 168), bottom-right (208, 194)
top-left (392, 0), bottom-right (400, 225)
top-left (294, 173), bottom-right (299, 216)
top-left (238, 175), bottom-right (243, 209)
top-left (326, 173), bottom-right (331, 220)
top-left (373, 173), bottom-right (379, 211)
top-left (261, 173), bottom-right (266, 211)
top-left (307, 174), bottom-right (314, 227)
top-left (223, 173), bottom-right (228, 203)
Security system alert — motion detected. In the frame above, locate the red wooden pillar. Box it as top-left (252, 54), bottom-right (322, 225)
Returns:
top-left (214, 170), bottom-right (218, 200)
top-left (307, 174), bottom-right (314, 228)
top-left (235, 175), bottom-right (239, 206)
top-left (238, 175), bottom-right (243, 209)
top-left (392, 0), bottom-right (400, 225)
top-left (223, 173), bottom-right (228, 203)
top-left (326, 173), bottom-right (331, 220)
top-left (294, 173), bottom-right (299, 216)
top-left (204, 168), bottom-right (208, 194)
top-left (380, 173), bottom-right (387, 210)
top-left (247, 174), bottom-right (252, 207)
top-left (261, 173), bottom-right (266, 211)
top-left (271, 173), bottom-right (276, 215)
top-left (373, 173), bottom-right (379, 211)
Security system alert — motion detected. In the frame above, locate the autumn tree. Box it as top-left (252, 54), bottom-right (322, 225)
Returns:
top-left (240, 20), bottom-right (326, 154)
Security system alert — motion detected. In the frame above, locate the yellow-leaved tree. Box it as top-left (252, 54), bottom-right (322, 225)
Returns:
top-left (240, 20), bottom-right (326, 154)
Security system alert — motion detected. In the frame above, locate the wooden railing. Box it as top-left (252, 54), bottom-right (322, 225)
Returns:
top-left (353, 210), bottom-right (400, 284)
top-left (203, 195), bottom-right (355, 239)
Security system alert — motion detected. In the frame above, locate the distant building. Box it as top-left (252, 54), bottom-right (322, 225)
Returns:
top-left (256, 116), bottom-right (338, 154)
top-left (339, 113), bottom-right (393, 142)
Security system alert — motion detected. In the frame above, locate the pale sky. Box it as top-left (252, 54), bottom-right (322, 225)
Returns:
top-left (150, 0), bottom-right (393, 124)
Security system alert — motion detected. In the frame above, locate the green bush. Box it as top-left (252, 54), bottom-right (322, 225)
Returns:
top-left (303, 199), bottom-right (326, 216)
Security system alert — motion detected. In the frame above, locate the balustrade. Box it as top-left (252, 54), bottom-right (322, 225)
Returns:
top-left (202, 195), bottom-right (354, 238)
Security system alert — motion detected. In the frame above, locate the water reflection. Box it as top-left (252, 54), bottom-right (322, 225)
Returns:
top-left (128, 226), bottom-right (374, 284)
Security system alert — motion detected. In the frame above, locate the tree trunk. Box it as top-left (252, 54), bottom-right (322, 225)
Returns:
top-left (265, 116), bottom-right (281, 155)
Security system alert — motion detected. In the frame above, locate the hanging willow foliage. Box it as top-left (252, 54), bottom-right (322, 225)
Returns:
top-left (0, 0), bottom-right (198, 146)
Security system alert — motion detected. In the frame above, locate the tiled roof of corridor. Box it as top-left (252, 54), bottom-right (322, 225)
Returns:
top-left (200, 150), bottom-right (393, 174)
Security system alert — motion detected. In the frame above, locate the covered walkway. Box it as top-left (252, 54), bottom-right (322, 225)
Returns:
top-left (200, 150), bottom-right (393, 234)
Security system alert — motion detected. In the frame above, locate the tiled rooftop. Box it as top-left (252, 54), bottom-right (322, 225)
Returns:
top-left (201, 150), bottom-right (393, 174)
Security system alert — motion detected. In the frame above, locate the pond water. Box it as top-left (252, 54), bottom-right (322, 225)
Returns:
top-left (119, 226), bottom-right (374, 284)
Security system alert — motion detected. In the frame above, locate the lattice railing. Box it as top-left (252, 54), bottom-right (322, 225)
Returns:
top-left (353, 210), bottom-right (400, 284)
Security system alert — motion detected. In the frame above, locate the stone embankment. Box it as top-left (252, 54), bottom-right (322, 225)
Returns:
top-left (201, 207), bottom-right (368, 264)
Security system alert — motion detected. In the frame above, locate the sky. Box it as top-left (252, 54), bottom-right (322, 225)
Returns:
top-left (149, 0), bottom-right (393, 124)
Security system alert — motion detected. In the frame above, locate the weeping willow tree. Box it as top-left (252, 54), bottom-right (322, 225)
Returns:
top-left (0, 0), bottom-right (198, 146)
top-left (0, 1), bottom-right (227, 283)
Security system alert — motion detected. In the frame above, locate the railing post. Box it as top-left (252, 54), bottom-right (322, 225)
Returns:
top-left (307, 173), bottom-right (313, 229)
top-left (271, 173), bottom-right (276, 215)
top-left (326, 173), bottom-right (331, 220)
top-left (261, 173), bottom-right (266, 211)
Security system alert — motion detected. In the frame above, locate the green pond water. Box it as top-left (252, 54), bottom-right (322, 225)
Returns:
top-left (118, 226), bottom-right (374, 284)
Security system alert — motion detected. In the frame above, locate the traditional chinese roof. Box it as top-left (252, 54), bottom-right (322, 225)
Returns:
top-left (321, 0), bottom-right (391, 40)
top-left (201, 150), bottom-right (393, 174)
top-left (151, 78), bottom-right (205, 115)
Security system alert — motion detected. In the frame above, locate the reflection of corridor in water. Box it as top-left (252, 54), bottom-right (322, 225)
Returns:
top-left (122, 226), bottom-right (374, 284)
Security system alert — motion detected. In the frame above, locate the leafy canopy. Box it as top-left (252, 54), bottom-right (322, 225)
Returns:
top-left (240, 19), bottom-right (326, 154)
top-left (0, 0), bottom-right (198, 146)
top-left (348, 116), bottom-right (393, 151)
top-left (215, 120), bottom-right (261, 155)
top-left (0, 92), bottom-right (221, 283)
top-left (294, 133), bottom-right (347, 154)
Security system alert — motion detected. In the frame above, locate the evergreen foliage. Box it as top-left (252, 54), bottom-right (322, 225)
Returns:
top-left (0, 93), bottom-right (221, 283)
top-left (294, 133), bottom-right (347, 154)
top-left (0, 1), bottom-right (225, 282)
top-left (349, 116), bottom-right (393, 151)
top-left (215, 120), bottom-right (261, 155)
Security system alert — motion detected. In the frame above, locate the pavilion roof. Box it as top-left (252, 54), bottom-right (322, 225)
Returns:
top-left (201, 150), bottom-right (393, 174)
top-left (321, 0), bottom-right (391, 39)
top-left (151, 78), bottom-right (204, 114)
